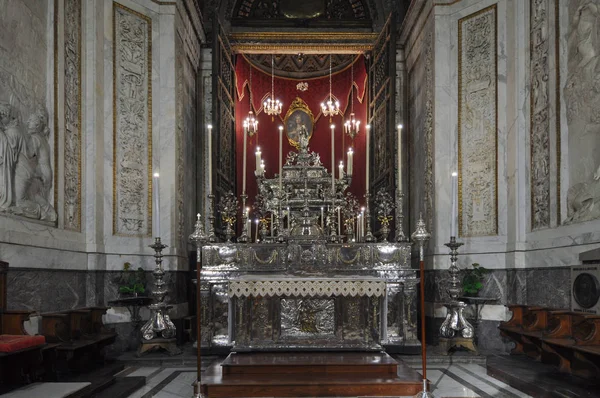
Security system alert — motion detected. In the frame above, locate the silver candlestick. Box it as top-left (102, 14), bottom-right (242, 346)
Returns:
top-left (239, 193), bottom-right (249, 243)
top-left (439, 237), bottom-right (475, 351)
top-left (396, 189), bottom-right (407, 242)
top-left (138, 237), bottom-right (181, 356)
top-left (364, 192), bottom-right (375, 242)
top-left (328, 200), bottom-right (339, 243)
top-left (207, 194), bottom-right (217, 243)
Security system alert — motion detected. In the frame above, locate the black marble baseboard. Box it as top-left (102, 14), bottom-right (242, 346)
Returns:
top-left (424, 267), bottom-right (570, 308)
top-left (7, 268), bottom-right (191, 312)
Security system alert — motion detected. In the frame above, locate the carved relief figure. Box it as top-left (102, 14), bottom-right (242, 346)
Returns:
top-left (0, 103), bottom-right (56, 222)
top-left (565, 1), bottom-right (600, 222)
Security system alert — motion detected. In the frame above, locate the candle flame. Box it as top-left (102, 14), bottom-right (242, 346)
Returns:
top-left (207, 124), bottom-right (212, 129)
top-left (153, 172), bottom-right (159, 178)
top-left (398, 124), bottom-right (403, 129)
top-left (452, 171), bottom-right (458, 177)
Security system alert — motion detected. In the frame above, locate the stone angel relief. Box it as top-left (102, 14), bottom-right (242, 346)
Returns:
top-left (0, 103), bottom-right (56, 222)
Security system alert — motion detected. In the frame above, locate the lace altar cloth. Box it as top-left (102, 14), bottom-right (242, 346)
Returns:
top-left (228, 276), bottom-right (386, 298)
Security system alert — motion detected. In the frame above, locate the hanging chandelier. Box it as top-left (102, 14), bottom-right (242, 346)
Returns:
top-left (245, 63), bottom-right (258, 136)
top-left (321, 54), bottom-right (340, 119)
top-left (263, 55), bottom-right (282, 119)
top-left (344, 59), bottom-right (360, 139)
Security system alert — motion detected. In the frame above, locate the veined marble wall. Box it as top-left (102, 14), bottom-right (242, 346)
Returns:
top-left (0, 0), bottom-right (204, 354)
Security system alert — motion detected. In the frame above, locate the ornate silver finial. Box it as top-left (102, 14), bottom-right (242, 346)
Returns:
top-left (189, 213), bottom-right (207, 244)
top-left (411, 213), bottom-right (430, 261)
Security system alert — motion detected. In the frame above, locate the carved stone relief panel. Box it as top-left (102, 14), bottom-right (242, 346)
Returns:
top-left (564, 0), bottom-right (600, 224)
top-left (113, 3), bottom-right (152, 236)
top-left (530, 0), bottom-right (551, 231)
top-left (0, 104), bottom-right (57, 222)
top-left (458, 5), bottom-right (498, 237)
top-left (64, 0), bottom-right (82, 231)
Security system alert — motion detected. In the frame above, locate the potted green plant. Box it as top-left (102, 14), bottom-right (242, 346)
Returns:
top-left (462, 262), bottom-right (489, 296)
top-left (117, 262), bottom-right (146, 297)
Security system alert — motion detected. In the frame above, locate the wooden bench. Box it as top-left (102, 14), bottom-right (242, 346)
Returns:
top-left (500, 305), bottom-right (600, 381)
top-left (40, 307), bottom-right (116, 374)
top-left (0, 311), bottom-right (48, 392)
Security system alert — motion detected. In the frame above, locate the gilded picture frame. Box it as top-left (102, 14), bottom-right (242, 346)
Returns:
top-left (284, 97), bottom-right (314, 148)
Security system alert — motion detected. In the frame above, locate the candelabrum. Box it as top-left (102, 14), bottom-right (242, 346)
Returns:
top-left (364, 192), bottom-right (375, 242)
top-left (239, 193), bottom-right (249, 243)
top-left (343, 192), bottom-right (359, 242)
top-left (327, 201), bottom-right (339, 243)
top-left (375, 190), bottom-right (394, 243)
top-left (439, 237), bottom-right (474, 340)
top-left (217, 191), bottom-right (238, 243)
top-left (396, 189), bottom-right (407, 242)
top-left (140, 237), bottom-right (177, 342)
top-left (207, 194), bottom-right (217, 243)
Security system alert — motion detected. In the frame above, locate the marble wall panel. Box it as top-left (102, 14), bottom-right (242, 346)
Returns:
top-left (458, 5), bottom-right (498, 237)
top-left (425, 267), bottom-right (570, 310)
top-left (0, 0), bottom-right (47, 116)
top-left (7, 268), bottom-right (89, 312)
top-left (112, 3), bottom-right (152, 236)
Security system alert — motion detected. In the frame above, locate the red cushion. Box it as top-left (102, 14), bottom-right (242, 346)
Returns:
top-left (0, 335), bottom-right (45, 353)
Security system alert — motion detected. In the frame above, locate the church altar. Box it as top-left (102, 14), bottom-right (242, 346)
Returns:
top-left (198, 241), bottom-right (419, 352)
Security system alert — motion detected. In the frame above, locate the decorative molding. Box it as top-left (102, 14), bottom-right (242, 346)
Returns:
top-left (53, 0), bottom-right (59, 216)
top-left (230, 32), bottom-right (377, 54)
top-left (424, 31), bottom-right (434, 233)
top-left (530, 0), bottom-right (551, 231)
top-left (175, 35), bottom-right (185, 248)
top-left (458, 5), bottom-right (498, 237)
top-left (63, 0), bottom-right (82, 231)
top-left (244, 54), bottom-right (356, 79)
top-left (555, 0), bottom-right (561, 224)
top-left (112, 2), bottom-right (152, 236)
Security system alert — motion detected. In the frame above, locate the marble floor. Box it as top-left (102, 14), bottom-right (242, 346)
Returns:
top-left (119, 361), bottom-right (531, 398)
top-left (0, 359), bottom-right (532, 398)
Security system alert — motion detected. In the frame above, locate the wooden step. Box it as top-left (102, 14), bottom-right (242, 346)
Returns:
top-left (221, 352), bottom-right (398, 375)
top-left (201, 352), bottom-right (424, 397)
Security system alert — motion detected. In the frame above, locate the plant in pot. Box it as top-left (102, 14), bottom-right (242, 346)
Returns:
top-left (117, 262), bottom-right (147, 297)
top-left (462, 262), bottom-right (489, 296)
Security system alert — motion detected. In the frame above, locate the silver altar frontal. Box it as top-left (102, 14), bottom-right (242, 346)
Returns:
top-left (199, 241), bottom-right (419, 352)
top-left (197, 129), bottom-right (419, 353)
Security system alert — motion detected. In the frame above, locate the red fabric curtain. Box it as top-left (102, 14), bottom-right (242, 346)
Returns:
top-left (235, 55), bottom-right (369, 217)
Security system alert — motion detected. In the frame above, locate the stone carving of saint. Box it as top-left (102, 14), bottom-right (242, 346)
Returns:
top-left (0, 103), bottom-right (56, 222)
top-left (0, 103), bottom-right (27, 211)
top-left (15, 108), bottom-right (57, 222)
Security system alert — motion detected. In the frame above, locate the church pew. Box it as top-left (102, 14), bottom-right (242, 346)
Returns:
top-left (0, 311), bottom-right (48, 391)
top-left (500, 305), bottom-right (600, 382)
top-left (40, 308), bottom-right (116, 375)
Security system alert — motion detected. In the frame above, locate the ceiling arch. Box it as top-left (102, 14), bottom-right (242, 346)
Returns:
top-left (231, 0), bottom-right (372, 21)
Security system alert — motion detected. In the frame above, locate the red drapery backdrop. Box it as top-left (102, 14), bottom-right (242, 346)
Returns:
top-left (235, 55), bottom-right (368, 221)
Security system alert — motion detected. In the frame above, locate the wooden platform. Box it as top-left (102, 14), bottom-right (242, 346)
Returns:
top-left (200, 352), bottom-right (424, 397)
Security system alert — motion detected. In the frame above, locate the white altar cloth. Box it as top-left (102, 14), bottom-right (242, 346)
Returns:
top-left (228, 275), bottom-right (386, 298)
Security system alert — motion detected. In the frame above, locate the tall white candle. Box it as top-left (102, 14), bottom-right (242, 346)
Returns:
top-left (271, 213), bottom-right (274, 236)
top-left (361, 207), bottom-right (365, 240)
top-left (153, 172), bottom-right (160, 237)
top-left (451, 171), bottom-right (458, 237)
top-left (397, 124), bottom-right (403, 191)
top-left (247, 208), bottom-right (251, 236)
top-left (321, 206), bottom-right (324, 228)
top-left (255, 147), bottom-right (262, 176)
top-left (207, 125), bottom-right (213, 194)
top-left (255, 219), bottom-right (259, 243)
top-left (347, 148), bottom-right (353, 176)
top-left (242, 125), bottom-right (248, 193)
top-left (365, 125), bottom-right (370, 193)
top-left (339, 161), bottom-right (344, 180)
top-left (337, 207), bottom-right (341, 235)
top-left (278, 126), bottom-right (283, 191)
top-left (331, 124), bottom-right (335, 196)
